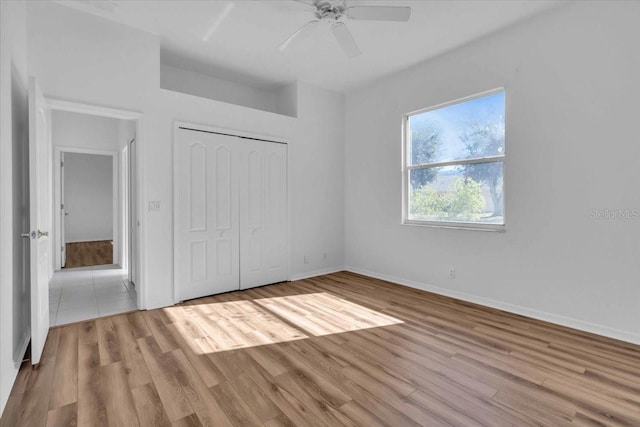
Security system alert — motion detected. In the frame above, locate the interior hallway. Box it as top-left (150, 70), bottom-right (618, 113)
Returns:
top-left (49, 265), bottom-right (137, 326)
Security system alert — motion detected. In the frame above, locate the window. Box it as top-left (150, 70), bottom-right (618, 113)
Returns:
top-left (403, 90), bottom-right (505, 230)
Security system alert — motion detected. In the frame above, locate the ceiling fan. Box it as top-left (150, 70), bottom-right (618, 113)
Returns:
top-left (279, 0), bottom-right (411, 58)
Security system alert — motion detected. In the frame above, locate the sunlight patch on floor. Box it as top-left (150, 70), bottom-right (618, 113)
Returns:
top-left (253, 292), bottom-right (403, 336)
top-left (163, 292), bottom-right (403, 354)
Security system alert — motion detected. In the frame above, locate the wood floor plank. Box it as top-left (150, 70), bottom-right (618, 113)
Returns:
top-left (491, 389), bottom-right (576, 427)
top-left (337, 400), bottom-right (386, 427)
top-left (0, 392), bottom-right (22, 427)
top-left (144, 309), bottom-right (180, 353)
top-left (287, 339), bottom-right (425, 427)
top-left (12, 328), bottom-right (61, 427)
top-left (96, 317), bottom-right (122, 367)
top-left (11, 361), bottom-right (33, 395)
top-left (102, 361), bottom-right (141, 427)
top-left (240, 360), bottom-right (330, 427)
top-left (170, 349), bottom-right (235, 427)
top-left (271, 371), bottom-right (358, 427)
top-left (126, 311), bottom-right (152, 339)
top-left (77, 321), bottom-right (108, 427)
top-left (170, 414), bottom-right (203, 427)
top-left (137, 336), bottom-right (194, 422)
top-left (263, 415), bottom-right (295, 427)
top-left (543, 378), bottom-right (640, 426)
top-left (226, 372), bottom-right (284, 423)
top-left (4, 271), bottom-right (640, 427)
top-left (390, 362), bottom-right (516, 427)
top-left (166, 322), bottom-right (226, 388)
top-left (111, 314), bottom-right (152, 389)
top-left (45, 402), bottom-right (77, 427)
top-left (49, 324), bottom-right (79, 410)
top-left (131, 382), bottom-right (172, 427)
top-left (208, 381), bottom-right (263, 427)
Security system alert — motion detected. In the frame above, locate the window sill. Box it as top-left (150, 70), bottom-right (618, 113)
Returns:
top-left (402, 220), bottom-right (505, 232)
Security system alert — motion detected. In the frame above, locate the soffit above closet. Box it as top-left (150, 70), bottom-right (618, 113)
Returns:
top-left (53, 0), bottom-right (563, 93)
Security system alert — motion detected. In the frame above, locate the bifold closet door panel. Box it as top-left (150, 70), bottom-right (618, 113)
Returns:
top-left (264, 143), bottom-right (288, 285)
top-left (176, 130), bottom-right (240, 301)
top-left (239, 140), bottom-right (266, 289)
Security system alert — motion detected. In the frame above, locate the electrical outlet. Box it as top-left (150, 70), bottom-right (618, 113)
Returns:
top-left (304, 255), bottom-right (310, 264)
top-left (449, 267), bottom-right (456, 279)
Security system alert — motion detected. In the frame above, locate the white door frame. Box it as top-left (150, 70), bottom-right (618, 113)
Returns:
top-left (54, 146), bottom-right (119, 267)
top-left (47, 98), bottom-right (146, 309)
top-left (120, 143), bottom-right (129, 271)
top-left (172, 120), bottom-right (290, 304)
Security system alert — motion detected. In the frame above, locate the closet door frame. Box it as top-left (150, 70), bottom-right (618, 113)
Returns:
top-left (172, 121), bottom-right (289, 304)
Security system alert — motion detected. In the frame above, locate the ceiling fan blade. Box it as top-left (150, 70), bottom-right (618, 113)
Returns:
top-left (292, 0), bottom-right (315, 8)
top-left (332, 22), bottom-right (361, 58)
top-left (278, 20), bottom-right (319, 51)
top-left (346, 6), bottom-right (411, 21)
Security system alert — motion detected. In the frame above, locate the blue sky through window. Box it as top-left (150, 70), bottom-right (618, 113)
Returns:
top-left (409, 91), bottom-right (505, 164)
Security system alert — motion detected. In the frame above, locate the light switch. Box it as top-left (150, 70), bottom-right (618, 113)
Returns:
top-left (148, 201), bottom-right (161, 212)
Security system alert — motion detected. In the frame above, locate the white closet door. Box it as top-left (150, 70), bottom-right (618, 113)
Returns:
top-left (176, 129), bottom-right (240, 300)
top-left (264, 143), bottom-right (288, 285)
top-left (239, 140), bottom-right (266, 289)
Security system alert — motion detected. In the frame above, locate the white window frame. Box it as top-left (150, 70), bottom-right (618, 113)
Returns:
top-left (401, 88), bottom-right (506, 232)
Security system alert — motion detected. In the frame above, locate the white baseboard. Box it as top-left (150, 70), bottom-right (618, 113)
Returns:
top-left (344, 265), bottom-right (640, 346)
top-left (289, 266), bottom-right (345, 282)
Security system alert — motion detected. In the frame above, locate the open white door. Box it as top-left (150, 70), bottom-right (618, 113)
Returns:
top-left (28, 77), bottom-right (51, 366)
top-left (60, 152), bottom-right (66, 267)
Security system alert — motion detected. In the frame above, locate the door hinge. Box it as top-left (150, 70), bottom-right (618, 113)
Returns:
top-left (61, 203), bottom-right (64, 210)
top-left (60, 160), bottom-right (64, 167)
top-left (61, 246), bottom-right (64, 252)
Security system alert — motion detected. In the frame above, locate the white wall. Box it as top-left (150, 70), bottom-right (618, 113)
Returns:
top-left (161, 64), bottom-right (296, 117)
top-left (289, 82), bottom-right (345, 279)
top-left (64, 153), bottom-right (113, 242)
top-left (345, 1), bottom-right (640, 344)
top-left (26, 1), bottom-right (345, 309)
top-left (118, 119), bottom-right (136, 150)
top-left (52, 109), bottom-right (120, 151)
top-left (0, 0), bottom-right (28, 416)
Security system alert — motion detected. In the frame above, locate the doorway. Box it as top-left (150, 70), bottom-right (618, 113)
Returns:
top-left (60, 151), bottom-right (116, 269)
top-left (47, 105), bottom-right (142, 325)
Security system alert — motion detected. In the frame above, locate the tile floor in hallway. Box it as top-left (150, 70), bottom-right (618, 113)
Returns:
top-left (49, 264), bottom-right (137, 326)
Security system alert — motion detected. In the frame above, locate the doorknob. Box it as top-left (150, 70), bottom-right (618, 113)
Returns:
top-left (64, 212), bottom-right (69, 216)
top-left (37, 230), bottom-right (48, 238)
top-left (20, 233), bottom-right (30, 239)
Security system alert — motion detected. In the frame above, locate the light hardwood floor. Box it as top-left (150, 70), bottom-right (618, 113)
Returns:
top-left (2, 271), bottom-right (640, 426)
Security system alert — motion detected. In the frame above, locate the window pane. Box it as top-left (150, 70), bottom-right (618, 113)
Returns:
top-left (408, 162), bottom-right (504, 224)
top-left (408, 91), bottom-right (505, 165)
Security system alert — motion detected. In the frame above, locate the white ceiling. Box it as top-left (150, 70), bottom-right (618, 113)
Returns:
top-left (57, 0), bottom-right (563, 92)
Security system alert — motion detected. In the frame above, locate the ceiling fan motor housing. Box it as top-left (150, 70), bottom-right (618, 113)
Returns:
top-left (314, 1), bottom-right (346, 21)
top-left (281, 0), bottom-right (410, 58)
